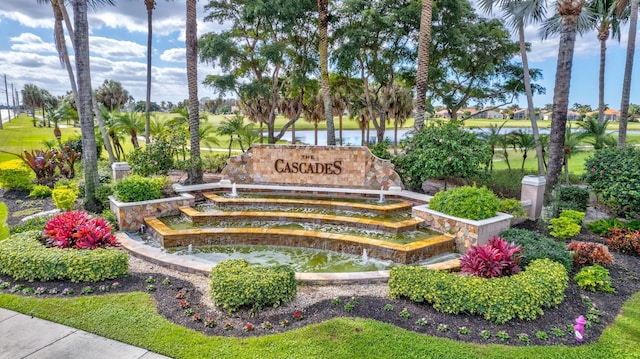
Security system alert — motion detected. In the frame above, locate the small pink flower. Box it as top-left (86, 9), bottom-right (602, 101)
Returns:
top-left (293, 312), bottom-right (302, 321)
top-left (154, 161), bottom-right (158, 165)
top-left (591, 168), bottom-right (596, 172)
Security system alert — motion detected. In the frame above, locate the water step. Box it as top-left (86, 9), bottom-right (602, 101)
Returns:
top-left (179, 206), bottom-right (423, 234)
top-left (144, 217), bottom-right (455, 265)
top-left (202, 192), bottom-right (414, 214)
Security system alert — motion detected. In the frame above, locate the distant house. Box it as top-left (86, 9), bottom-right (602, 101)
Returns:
top-left (586, 109), bottom-right (620, 122)
top-left (469, 109), bottom-right (503, 119)
top-left (539, 110), bottom-right (580, 121)
top-left (435, 109), bottom-right (453, 118)
top-left (513, 109), bottom-right (543, 120)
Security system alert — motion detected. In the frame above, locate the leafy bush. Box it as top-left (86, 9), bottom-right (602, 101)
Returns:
top-left (94, 183), bottom-right (114, 211)
top-left (393, 121), bottom-right (491, 190)
top-left (28, 185), bottom-right (53, 198)
top-left (368, 138), bottom-right (392, 160)
top-left (9, 215), bottom-right (53, 235)
top-left (475, 169), bottom-right (531, 199)
top-left (202, 153), bottom-right (229, 173)
top-left (567, 241), bottom-right (614, 267)
top-left (583, 147), bottom-right (640, 218)
top-left (0, 202), bottom-right (8, 241)
top-left (0, 231), bottom-right (128, 282)
top-left (43, 211), bottom-right (120, 249)
top-left (100, 209), bottom-right (119, 231)
top-left (574, 264), bottom-right (615, 293)
top-left (606, 228), bottom-right (640, 256)
top-left (499, 228), bottom-right (572, 272)
top-left (559, 186), bottom-right (590, 212)
top-left (127, 137), bottom-right (174, 177)
top-left (389, 259), bottom-right (568, 324)
top-left (459, 237), bottom-right (522, 278)
top-left (429, 186), bottom-right (499, 220)
top-left (498, 198), bottom-right (526, 218)
top-left (587, 218), bottom-right (625, 235)
top-left (549, 210), bottom-right (584, 240)
top-left (52, 187), bottom-right (78, 211)
top-left (18, 147), bottom-right (79, 186)
top-left (210, 259), bottom-right (296, 314)
top-left (113, 175), bottom-right (168, 202)
top-left (0, 159), bottom-right (33, 190)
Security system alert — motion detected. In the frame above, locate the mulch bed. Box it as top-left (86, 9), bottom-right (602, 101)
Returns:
top-left (1, 188), bottom-right (639, 346)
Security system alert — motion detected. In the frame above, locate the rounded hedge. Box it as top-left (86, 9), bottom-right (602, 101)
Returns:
top-left (389, 259), bottom-right (568, 324)
top-left (0, 159), bottom-right (33, 191)
top-left (429, 185), bottom-right (499, 220)
top-left (0, 231), bottom-right (129, 282)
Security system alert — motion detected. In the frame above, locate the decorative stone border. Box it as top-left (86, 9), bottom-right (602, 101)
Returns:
top-left (412, 205), bottom-right (513, 253)
top-left (109, 193), bottom-right (195, 232)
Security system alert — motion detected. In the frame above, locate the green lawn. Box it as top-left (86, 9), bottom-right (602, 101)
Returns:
top-left (0, 291), bottom-right (638, 358)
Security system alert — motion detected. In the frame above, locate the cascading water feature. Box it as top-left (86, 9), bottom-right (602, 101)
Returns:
top-left (378, 186), bottom-right (385, 204)
top-left (230, 183), bottom-right (238, 198)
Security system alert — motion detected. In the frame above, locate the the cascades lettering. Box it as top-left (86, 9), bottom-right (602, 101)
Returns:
top-left (274, 155), bottom-right (342, 175)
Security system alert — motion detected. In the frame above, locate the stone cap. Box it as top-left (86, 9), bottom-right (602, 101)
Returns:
top-left (521, 175), bottom-right (546, 186)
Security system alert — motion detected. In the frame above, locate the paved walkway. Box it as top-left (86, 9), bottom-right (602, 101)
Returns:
top-left (0, 308), bottom-right (171, 359)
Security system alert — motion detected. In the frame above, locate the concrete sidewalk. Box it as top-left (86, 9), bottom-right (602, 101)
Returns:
top-left (0, 308), bottom-right (171, 359)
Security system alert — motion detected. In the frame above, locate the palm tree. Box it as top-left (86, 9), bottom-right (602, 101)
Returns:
top-left (71, 0), bottom-right (103, 212)
top-left (95, 79), bottom-right (130, 111)
top-left (99, 105), bottom-right (126, 161)
top-left (510, 130), bottom-right (537, 172)
top-left (21, 84), bottom-right (43, 124)
top-left (618, 0), bottom-right (638, 147)
top-left (387, 85), bottom-right (413, 152)
top-left (113, 111), bottom-right (145, 148)
top-left (478, 120), bottom-right (507, 171)
top-left (576, 116), bottom-right (616, 149)
top-left (413, 0), bottom-right (433, 130)
top-left (545, 0), bottom-right (586, 195)
top-left (479, 0), bottom-right (547, 176)
top-left (186, 0), bottom-right (202, 184)
top-left (563, 122), bottom-right (583, 184)
top-left (217, 113), bottom-right (248, 157)
top-left (318, 0), bottom-right (335, 145)
top-left (198, 123), bottom-right (221, 150)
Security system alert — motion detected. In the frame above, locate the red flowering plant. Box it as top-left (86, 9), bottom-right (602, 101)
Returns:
top-left (43, 211), bottom-right (120, 249)
top-left (459, 237), bottom-right (522, 278)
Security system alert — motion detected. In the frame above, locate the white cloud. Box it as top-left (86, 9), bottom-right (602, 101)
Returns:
top-left (10, 33), bottom-right (57, 53)
top-left (160, 48), bottom-right (185, 62)
top-left (89, 36), bottom-right (146, 59)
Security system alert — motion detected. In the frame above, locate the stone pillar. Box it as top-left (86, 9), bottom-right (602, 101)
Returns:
top-left (521, 175), bottom-right (546, 220)
top-left (112, 162), bottom-right (131, 181)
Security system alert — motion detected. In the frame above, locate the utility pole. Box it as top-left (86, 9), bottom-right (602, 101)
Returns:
top-left (3, 74), bottom-right (10, 121)
top-left (12, 84), bottom-right (18, 117)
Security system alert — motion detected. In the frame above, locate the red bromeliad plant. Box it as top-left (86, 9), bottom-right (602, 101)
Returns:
top-left (459, 237), bottom-right (523, 278)
top-left (43, 211), bottom-right (120, 249)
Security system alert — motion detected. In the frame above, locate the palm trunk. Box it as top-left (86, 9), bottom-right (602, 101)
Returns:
top-left (413, 0), bottom-right (433, 131)
top-left (71, 0), bottom-right (100, 212)
top-left (186, 0), bottom-right (202, 184)
top-left (619, 0), bottom-right (638, 147)
top-left (339, 114), bottom-right (343, 145)
top-left (145, 0), bottom-right (155, 143)
top-left (598, 35), bottom-right (607, 124)
top-left (519, 21), bottom-right (544, 176)
top-left (546, 8), bottom-right (581, 196)
top-left (318, 0), bottom-right (335, 145)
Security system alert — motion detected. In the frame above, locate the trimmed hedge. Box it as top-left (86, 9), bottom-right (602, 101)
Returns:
top-left (0, 231), bottom-right (129, 282)
top-left (0, 159), bottom-right (33, 190)
top-left (389, 259), bottom-right (568, 324)
top-left (429, 185), bottom-right (499, 220)
top-left (499, 228), bottom-right (572, 272)
top-left (210, 259), bottom-right (296, 314)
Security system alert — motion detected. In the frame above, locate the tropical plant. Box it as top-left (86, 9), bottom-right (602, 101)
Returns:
top-left (478, 121), bottom-right (507, 171)
top-left (509, 130), bottom-right (537, 172)
top-left (113, 111), bottom-right (144, 148)
top-left (567, 240), bottom-right (614, 266)
top-left (95, 79), bottom-right (130, 111)
top-left (459, 236), bottom-right (523, 278)
top-left (43, 210), bottom-right (119, 249)
top-left (576, 117), bottom-right (616, 150)
top-left (217, 113), bottom-right (250, 157)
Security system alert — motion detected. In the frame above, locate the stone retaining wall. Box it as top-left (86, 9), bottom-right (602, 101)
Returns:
top-left (109, 194), bottom-right (195, 232)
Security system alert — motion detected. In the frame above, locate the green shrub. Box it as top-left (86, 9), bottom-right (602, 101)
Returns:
top-left (52, 188), bottom-right (78, 211)
top-left (393, 121), bottom-right (491, 190)
top-left (202, 153), bottom-right (229, 173)
top-left (587, 218), bottom-right (625, 235)
top-left (389, 259), bottom-right (568, 324)
top-left (127, 137), bottom-right (174, 177)
top-left (101, 209), bottom-right (119, 231)
top-left (95, 183), bottom-right (114, 210)
top-left (0, 231), bottom-right (128, 282)
top-left (583, 147), bottom-right (640, 218)
top-left (9, 215), bottom-right (53, 235)
top-left (548, 210), bottom-right (584, 240)
top-left (368, 138), bottom-right (392, 160)
top-left (0, 202), bottom-right (9, 240)
top-left (574, 264), bottom-right (615, 293)
top-left (498, 198), bottom-right (526, 218)
top-left (210, 259), bottom-right (296, 314)
top-left (499, 228), bottom-right (572, 272)
top-left (0, 159), bottom-right (33, 190)
top-left (475, 169), bottom-right (530, 199)
top-left (29, 185), bottom-right (53, 198)
top-left (113, 175), bottom-right (168, 202)
top-left (429, 186), bottom-right (499, 220)
top-left (559, 186), bottom-right (589, 212)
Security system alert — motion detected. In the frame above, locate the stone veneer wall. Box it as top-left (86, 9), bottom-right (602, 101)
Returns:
top-left (412, 205), bottom-right (512, 253)
top-left (109, 194), bottom-right (195, 232)
top-left (221, 144), bottom-right (404, 190)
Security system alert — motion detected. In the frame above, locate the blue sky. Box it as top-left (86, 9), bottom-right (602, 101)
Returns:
top-left (0, 1), bottom-right (638, 110)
